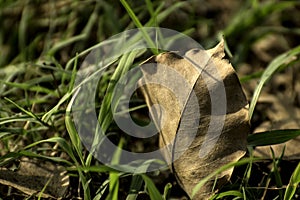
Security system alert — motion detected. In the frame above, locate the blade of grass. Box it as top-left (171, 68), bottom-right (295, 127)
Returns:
top-left (43, 57), bottom-right (117, 123)
top-left (126, 175), bottom-right (144, 200)
top-left (71, 3), bottom-right (100, 51)
top-left (154, 2), bottom-right (186, 26)
top-left (47, 34), bottom-right (86, 56)
top-left (24, 137), bottom-right (76, 162)
top-left (120, 0), bottom-right (158, 55)
top-left (64, 37), bottom-right (119, 71)
top-left (38, 176), bottom-right (52, 200)
top-left (240, 70), bottom-right (263, 83)
top-left (93, 179), bottom-right (109, 200)
top-left (92, 190), bottom-right (103, 200)
top-left (0, 132), bottom-right (12, 139)
top-left (238, 146), bottom-right (254, 194)
top-left (0, 114), bottom-right (40, 125)
top-left (224, 1), bottom-right (298, 39)
top-left (163, 183), bottom-right (172, 200)
top-left (65, 90), bottom-right (84, 166)
top-left (247, 129), bottom-right (300, 147)
top-left (192, 157), bottom-right (263, 198)
top-left (0, 150), bottom-right (72, 167)
top-left (18, 1), bottom-right (30, 61)
top-left (68, 52), bottom-right (78, 93)
top-left (284, 161), bottom-right (300, 200)
top-left (223, 1), bottom-right (300, 65)
top-left (141, 174), bottom-right (164, 200)
top-left (145, 0), bottom-right (154, 17)
top-left (67, 165), bottom-right (120, 174)
top-left (91, 50), bottom-right (141, 155)
top-left (249, 44), bottom-right (300, 119)
top-left (0, 80), bottom-right (57, 96)
top-left (4, 97), bottom-right (51, 127)
top-left (68, 160), bottom-right (164, 175)
top-left (271, 147), bottom-right (284, 199)
top-left (83, 179), bottom-right (92, 200)
top-left (0, 64), bottom-right (26, 94)
top-left (212, 190), bottom-right (243, 199)
top-left (261, 147), bottom-right (283, 199)
top-left (107, 137), bottom-right (125, 200)
top-left (23, 136), bottom-right (91, 199)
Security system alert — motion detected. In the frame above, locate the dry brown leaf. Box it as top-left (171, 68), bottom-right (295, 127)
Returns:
top-left (138, 40), bottom-right (249, 199)
top-left (0, 157), bottom-right (69, 198)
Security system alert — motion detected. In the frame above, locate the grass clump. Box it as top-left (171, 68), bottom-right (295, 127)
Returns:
top-left (1, 0), bottom-right (300, 199)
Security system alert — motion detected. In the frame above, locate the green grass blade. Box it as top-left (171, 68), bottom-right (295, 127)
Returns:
top-left (155, 2), bottom-right (186, 25)
top-left (20, 150), bottom-right (73, 165)
top-left (249, 44), bottom-right (300, 119)
top-left (163, 183), bottom-right (172, 200)
top-left (47, 34), bottom-right (86, 56)
top-left (141, 174), bottom-right (164, 200)
top-left (145, 0), bottom-right (154, 17)
top-left (64, 38), bottom-right (119, 71)
top-left (120, 0), bottom-right (158, 55)
top-left (247, 129), bottom-right (300, 147)
top-left (212, 190), bottom-right (243, 199)
top-left (23, 136), bottom-right (91, 199)
top-left (43, 57), bottom-right (117, 123)
top-left (134, 159), bottom-right (166, 174)
top-left (41, 92), bottom-right (72, 122)
top-left (93, 179), bottom-right (109, 200)
top-left (65, 92), bottom-right (84, 166)
top-left (91, 50), bottom-right (140, 155)
top-left (4, 97), bottom-right (51, 127)
top-left (126, 175), bottom-right (144, 200)
top-left (284, 162), bottom-right (300, 200)
top-left (224, 1), bottom-right (298, 39)
top-left (24, 136), bottom-right (77, 163)
top-left (0, 80), bottom-right (57, 96)
top-left (68, 53), bottom-right (78, 93)
top-left (83, 179), bottom-right (92, 200)
top-left (67, 165), bottom-right (119, 173)
top-left (18, 2), bottom-right (30, 61)
top-left (0, 150), bottom-right (73, 167)
top-left (38, 176), bottom-right (52, 200)
top-left (107, 138), bottom-right (125, 200)
top-left (270, 147), bottom-right (284, 199)
top-left (0, 114), bottom-right (40, 125)
top-left (240, 70), bottom-right (263, 83)
top-left (82, 4), bottom-right (100, 35)
top-left (192, 157), bottom-right (262, 198)
top-left (0, 132), bottom-right (12, 139)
